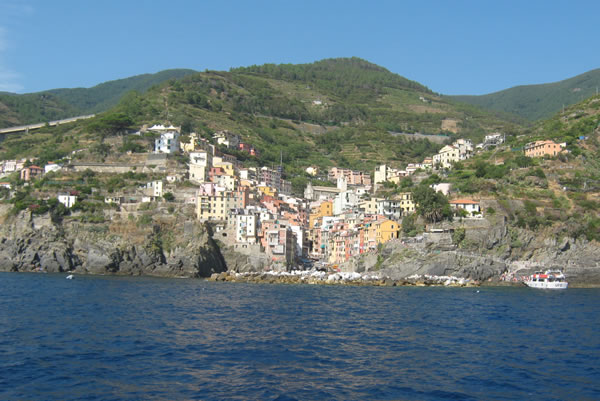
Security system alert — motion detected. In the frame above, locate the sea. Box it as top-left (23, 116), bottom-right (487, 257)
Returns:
top-left (0, 273), bottom-right (599, 401)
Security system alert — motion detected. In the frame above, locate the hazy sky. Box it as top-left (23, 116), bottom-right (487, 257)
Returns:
top-left (1, 0), bottom-right (599, 95)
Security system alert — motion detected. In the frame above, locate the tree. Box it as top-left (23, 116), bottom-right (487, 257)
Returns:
top-left (402, 214), bottom-right (417, 237)
top-left (88, 112), bottom-right (134, 140)
top-left (399, 177), bottom-right (413, 190)
top-left (412, 184), bottom-right (451, 223)
top-left (475, 160), bottom-right (487, 178)
top-left (514, 155), bottom-right (533, 168)
top-left (91, 143), bottom-right (111, 157)
top-left (452, 227), bottom-right (466, 245)
top-left (163, 192), bottom-right (175, 202)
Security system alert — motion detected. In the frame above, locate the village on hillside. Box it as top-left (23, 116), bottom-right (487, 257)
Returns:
top-left (0, 123), bottom-right (568, 270)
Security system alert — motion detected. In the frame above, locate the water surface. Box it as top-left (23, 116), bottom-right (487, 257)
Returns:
top-left (1, 273), bottom-right (599, 400)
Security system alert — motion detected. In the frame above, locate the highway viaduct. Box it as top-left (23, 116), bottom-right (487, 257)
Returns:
top-left (0, 114), bottom-right (95, 140)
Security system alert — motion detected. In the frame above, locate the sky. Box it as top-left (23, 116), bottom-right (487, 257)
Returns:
top-left (0, 0), bottom-right (599, 95)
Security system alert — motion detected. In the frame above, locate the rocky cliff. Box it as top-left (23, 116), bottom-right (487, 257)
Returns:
top-left (2, 208), bottom-right (599, 285)
top-left (340, 216), bottom-right (600, 286)
top-left (0, 210), bottom-right (226, 278)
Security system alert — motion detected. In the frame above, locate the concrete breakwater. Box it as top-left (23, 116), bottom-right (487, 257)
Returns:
top-left (207, 270), bottom-right (479, 287)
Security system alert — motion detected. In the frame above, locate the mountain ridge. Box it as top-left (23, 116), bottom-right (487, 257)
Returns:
top-left (0, 69), bottom-right (197, 128)
top-left (450, 68), bottom-right (600, 121)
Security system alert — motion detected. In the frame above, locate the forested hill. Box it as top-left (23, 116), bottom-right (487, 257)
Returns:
top-left (0, 69), bottom-right (197, 128)
top-left (0, 58), bottom-right (522, 179)
top-left (97, 58), bottom-right (520, 174)
top-left (232, 58), bottom-right (431, 99)
top-left (450, 68), bottom-right (600, 121)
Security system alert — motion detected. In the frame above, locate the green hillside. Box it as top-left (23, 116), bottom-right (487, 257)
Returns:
top-left (450, 68), bottom-right (600, 121)
top-left (1, 60), bottom-right (599, 239)
top-left (0, 92), bottom-right (79, 128)
top-left (0, 58), bottom-right (521, 183)
top-left (47, 69), bottom-right (197, 114)
top-left (0, 69), bottom-right (197, 128)
top-left (438, 94), bottom-right (600, 240)
top-left (111, 58), bottom-right (519, 170)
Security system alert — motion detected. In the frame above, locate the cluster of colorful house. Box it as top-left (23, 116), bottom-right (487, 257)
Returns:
top-left (0, 123), bottom-right (567, 268)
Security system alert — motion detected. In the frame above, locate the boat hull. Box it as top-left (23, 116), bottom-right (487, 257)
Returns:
top-left (524, 281), bottom-right (568, 290)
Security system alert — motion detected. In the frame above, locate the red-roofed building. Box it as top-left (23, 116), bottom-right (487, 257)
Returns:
top-left (449, 199), bottom-right (481, 217)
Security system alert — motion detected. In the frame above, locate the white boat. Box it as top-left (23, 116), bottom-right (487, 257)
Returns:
top-left (66, 274), bottom-right (74, 280)
top-left (524, 270), bottom-right (568, 289)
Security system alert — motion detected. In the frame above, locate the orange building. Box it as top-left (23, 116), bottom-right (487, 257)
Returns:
top-left (524, 140), bottom-right (565, 158)
top-left (309, 200), bottom-right (333, 229)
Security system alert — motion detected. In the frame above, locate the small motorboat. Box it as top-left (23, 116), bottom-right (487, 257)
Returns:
top-left (66, 274), bottom-right (74, 280)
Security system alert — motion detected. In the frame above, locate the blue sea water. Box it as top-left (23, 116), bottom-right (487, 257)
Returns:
top-left (0, 273), bottom-right (599, 401)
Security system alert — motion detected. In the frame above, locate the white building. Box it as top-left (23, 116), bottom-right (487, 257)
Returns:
top-left (234, 211), bottom-right (259, 244)
top-left (433, 145), bottom-right (460, 169)
top-left (290, 224), bottom-right (306, 257)
top-left (431, 183), bottom-right (452, 196)
top-left (154, 131), bottom-right (180, 154)
top-left (141, 181), bottom-right (163, 197)
top-left (190, 151), bottom-right (212, 166)
top-left (58, 193), bottom-right (77, 208)
top-left (373, 164), bottom-right (389, 190)
top-left (213, 130), bottom-right (241, 149)
top-left (239, 167), bottom-right (258, 183)
top-left (449, 199), bottom-right (481, 217)
top-left (152, 181), bottom-right (163, 197)
top-left (373, 164), bottom-right (404, 191)
top-left (333, 190), bottom-right (360, 216)
top-left (189, 150), bottom-right (213, 183)
top-left (484, 133), bottom-right (504, 145)
top-left (44, 162), bottom-right (62, 174)
top-left (149, 124), bottom-right (180, 154)
top-left (454, 139), bottom-right (473, 159)
top-left (214, 174), bottom-right (236, 191)
top-left (376, 193), bottom-right (414, 220)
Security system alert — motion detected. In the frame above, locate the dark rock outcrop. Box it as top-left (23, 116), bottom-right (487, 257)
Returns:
top-left (0, 212), bottom-right (226, 278)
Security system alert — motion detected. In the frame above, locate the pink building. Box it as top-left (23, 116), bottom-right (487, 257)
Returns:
top-left (260, 219), bottom-right (295, 266)
top-left (328, 167), bottom-right (371, 186)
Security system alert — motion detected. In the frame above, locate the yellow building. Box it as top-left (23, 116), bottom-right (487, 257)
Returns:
top-left (376, 220), bottom-right (399, 244)
top-left (309, 200), bottom-right (333, 228)
top-left (393, 192), bottom-right (415, 215)
top-left (359, 198), bottom-right (381, 215)
top-left (212, 157), bottom-right (235, 177)
top-left (180, 132), bottom-right (198, 153)
top-left (257, 185), bottom-right (277, 198)
top-left (197, 191), bottom-right (245, 221)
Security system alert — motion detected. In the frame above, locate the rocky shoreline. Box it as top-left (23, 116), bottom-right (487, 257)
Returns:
top-left (207, 270), bottom-right (482, 287)
top-left (1, 210), bottom-right (600, 286)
